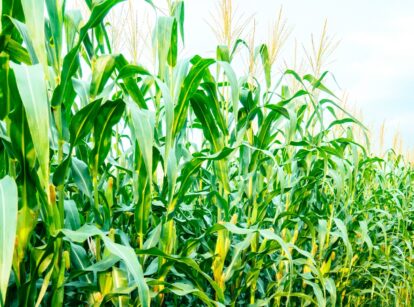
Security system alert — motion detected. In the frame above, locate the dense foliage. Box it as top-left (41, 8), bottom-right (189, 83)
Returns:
top-left (0, 0), bottom-right (413, 306)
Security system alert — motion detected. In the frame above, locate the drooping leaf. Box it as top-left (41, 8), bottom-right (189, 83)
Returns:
top-left (128, 101), bottom-right (154, 178)
top-left (20, 0), bottom-right (48, 73)
top-left (71, 158), bottom-right (93, 199)
top-left (115, 54), bottom-right (147, 109)
top-left (155, 16), bottom-right (176, 78)
top-left (12, 63), bottom-right (49, 188)
top-left (0, 176), bottom-right (18, 305)
top-left (46, 0), bottom-right (64, 69)
top-left (61, 224), bottom-right (150, 307)
top-left (70, 99), bottom-right (102, 147)
top-left (90, 55), bottom-right (116, 98)
top-left (217, 61), bottom-right (239, 118)
top-left (91, 99), bottom-right (125, 169)
top-left (259, 44), bottom-right (271, 88)
top-left (173, 56), bottom-right (215, 137)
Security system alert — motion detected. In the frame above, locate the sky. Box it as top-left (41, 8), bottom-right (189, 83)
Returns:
top-left (70, 0), bottom-right (414, 151)
top-left (182, 1), bottom-right (414, 151)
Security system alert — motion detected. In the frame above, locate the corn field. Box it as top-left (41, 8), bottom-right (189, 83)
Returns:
top-left (0, 0), bottom-right (413, 306)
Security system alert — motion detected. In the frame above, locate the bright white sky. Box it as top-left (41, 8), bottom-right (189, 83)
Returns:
top-left (71, 0), bottom-right (414, 151)
top-left (182, 1), bottom-right (414, 151)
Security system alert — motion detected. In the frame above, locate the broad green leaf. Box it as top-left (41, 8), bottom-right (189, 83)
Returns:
top-left (325, 277), bottom-right (337, 307)
top-left (90, 55), bottom-right (116, 98)
top-left (0, 55), bottom-right (9, 120)
top-left (64, 9), bottom-right (83, 51)
top-left (72, 78), bottom-right (90, 107)
top-left (172, 1), bottom-right (185, 44)
top-left (259, 44), bottom-right (271, 88)
top-left (128, 101), bottom-right (154, 180)
top-left (51, 47), bottom-right (80, 107)
top-left (21, 0), bottom-right (48, 74)
top-left (216, 45), bottom-right (230, 62)
top-left (173, 56), bottom-right (215, 137)
top-left (0, 36), bottom-right (32, 64)
top-left (304, 72), bottom-right (337, 98)
top-left (92, 99), bottom-right (125, 169)
top-left (46, 0), bottom-right (63, 69)
top-left (70, 99), bottom-right (102, 147)
top-left (64, 200), bottom-right (81, 230)
top-left (190, 91), bottom-right (229, 191)
top-left (168, 282), bottom-right (219, 307)
top-left (334, 218), bottom-right (353, 263)
top-left (12, 63), bottom-right (49, 187)
top-left (53, 87), bottom-right (101, 186)
top-left (71, 158), bottom-right (93, 200)
top-left (9, 18), bottom-right (38, 64)
top-left (155, 16), bottom-right (176, 78)
top-left (135, 247), bottom-right (224, 301)
top-left (154, 78), bottom-right (174, 165)
top-left (112, 267), bottom-right (129, 307)
top-left (61, 224), bottom-right (150, 307)
top-left (117, 64), bottom-right (151, 79)
top-left (217, 61), bottom-right (239, 117)
top-left (223, 233), bottom-right (254, 281)
top-left (115, 54), bottom-right (147, 109)
top-left (0, 176), bottom-right (18, 306)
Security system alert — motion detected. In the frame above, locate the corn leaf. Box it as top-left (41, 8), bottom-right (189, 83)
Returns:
top-left (0, 176), bottom-right (18, 306)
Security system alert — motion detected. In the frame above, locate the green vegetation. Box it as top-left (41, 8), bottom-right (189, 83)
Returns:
top-left (0, 0), bottom-right (413, 306)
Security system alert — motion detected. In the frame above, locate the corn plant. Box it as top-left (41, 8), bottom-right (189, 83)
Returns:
top-left (0, 0), bottom-right (413, 306)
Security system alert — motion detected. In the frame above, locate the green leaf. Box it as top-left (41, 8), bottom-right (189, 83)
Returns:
top-left (172, 1), bottom-right (185, 44)
top-left (112, 267), bottom-right (130, 306)
top-left (223, 233), bottom-right (254, 281)
top-left (61, 224), bottom-right (150, 307)
top-left (72, 78), bottom-right (90, 107)
top-left (173, 56), bottom-right (215, 137)
top-left (51, 47), bottom-right (80, 107)
top-left (216, 45), bottom-right (230, 62)
top-left (8, 18), bottom-right (38, 64)
top-left (334, 218), bottom-right (353, 263)
top-left (53, 88), bottom-right (101, 186)
top-left (0, 176), bottom-right (18, 306)
top-left (115, 54), bottom-right (147, 109)
top-left (259, 44), bottom-right (271, 88)
top-left (12, 63), bottom-right (49, 188)
top-left (0, 36), bottom-right (32, 64)
top-left (217, 61), bottom-right (239, 117)
top-left (83, 0), bottom-right (125, 30)
top-left (0, 55), bottom-right (9, 120)
top-left (64, 10), bottom-right (83, 51)
top-left (155, 16), bottom-right (176, 77)
top-left (64, 200), bottom-right (81, 230)
top-left (46, 0), bottom-right (63, 69)
top-left (92, 99), bottom-right (125, 169)
top-left (71, 158), bottom-right (93, 199)
top-left (154, 78), bottom-right (174, 165)
top-left (70, 99), bottom-right (102, 147)
top-left (117, 64), bottom-right (151, 79)
top-left (327, 118), bottom-right (357, 130)
top-left (90, 55), bottom-right (116, 98)
top-left (0, 1), bottom-right (2, 33)
top-left (128, 101), bottom-right (154, 180)
top-left (135, 247), bottom-right (224, 301)
top-left (303, 72), bottom-right (337, 98)
top-left (21, 0), bottom-right (48, 73)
